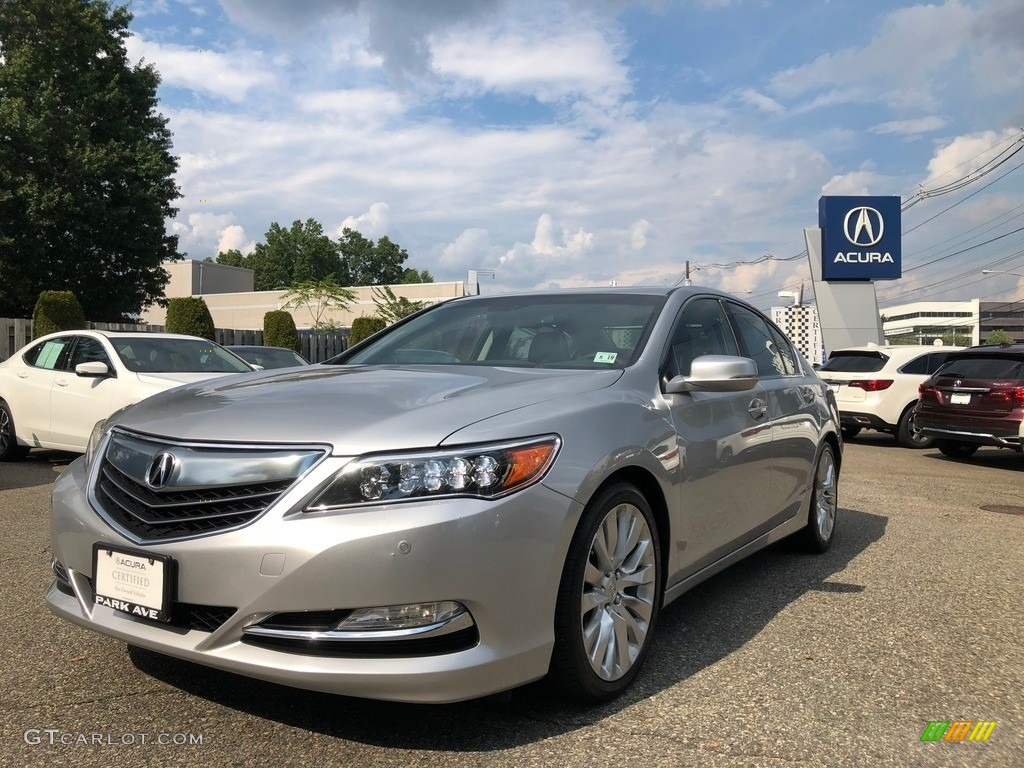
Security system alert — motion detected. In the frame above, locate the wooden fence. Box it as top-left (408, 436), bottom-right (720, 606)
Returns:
top-left (0, 319), bottom-right (347, 363)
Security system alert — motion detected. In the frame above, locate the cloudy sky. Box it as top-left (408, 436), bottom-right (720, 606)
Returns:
top-left (125, 0), bottom-right (1024, 310)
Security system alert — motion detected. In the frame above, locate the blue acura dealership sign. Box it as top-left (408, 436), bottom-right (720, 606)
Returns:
top-left (819, 196), bottom-right (901, 280)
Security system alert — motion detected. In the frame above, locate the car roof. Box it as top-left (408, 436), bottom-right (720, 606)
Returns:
top-left (951, 343), bottom-right (1024, 355)
top-left (28, 329), bottom-right (216, 343)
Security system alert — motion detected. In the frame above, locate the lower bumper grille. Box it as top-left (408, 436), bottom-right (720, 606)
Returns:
top-left (242, 627), bottom-right (479, 658)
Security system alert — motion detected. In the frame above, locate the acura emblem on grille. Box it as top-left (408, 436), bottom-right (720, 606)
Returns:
top-left (146, 451), bottom-right (177, 489)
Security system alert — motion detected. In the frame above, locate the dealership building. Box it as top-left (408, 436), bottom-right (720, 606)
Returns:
top-left (880, 299), bottom-right (1024, 345)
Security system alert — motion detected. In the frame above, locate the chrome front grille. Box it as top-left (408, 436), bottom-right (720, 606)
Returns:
top-left (91, 430), bottom-right (325, 543)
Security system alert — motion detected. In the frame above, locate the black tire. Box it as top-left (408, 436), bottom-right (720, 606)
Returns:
top-left (840, 426), bottom-right (861, 440)
top-left (896, 403), bottom-right (933, 449)
top-left (0, 401), bottom-right (28, 462)
top-left (936, 440), bottom-right (978, 459)
top-left (549, 483), bottom-right (662, 702)
top-left (796, 443), bottom-right (839, 553)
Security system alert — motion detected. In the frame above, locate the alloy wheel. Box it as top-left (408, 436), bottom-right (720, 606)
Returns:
top-left (580, 502), bottom-right (657, 681)
top-left (815, 448), bottom-right (838, 541)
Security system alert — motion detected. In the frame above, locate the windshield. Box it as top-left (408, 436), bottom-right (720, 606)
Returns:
top-left (336, 294), bottom-right (667, 369)
top-left (231, 347), bottom-right (309, 369)
top-left (112, 337), bottom-right (253, 373)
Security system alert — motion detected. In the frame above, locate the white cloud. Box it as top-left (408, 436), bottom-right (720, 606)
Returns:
top-left (768, 1), bottom-right (974, 111)
top-left (870, 116), bottom-right (947, 136)
top-left (217, 224), bottom-right (256, 255)
top-left (431, 25), bottom-right (629, 105)
top-left (295, 89), bottom-right (407, 126)
top-left (821, 169), bottom-right (885, 197)
top-left (125, 35), bottom-right (277, 102)
top-left (439, 228), bottom-right (503, 271)
top-left (920, 128), bottom-right (1024, 189)
top-left (337, 203), bottom-right (392, 240)
top-left (739, 89), bottom-right (784, 115)
top-left (171, 212), bottom-right (250, 259)
top-left (630, 220), bottom-right (651, 250)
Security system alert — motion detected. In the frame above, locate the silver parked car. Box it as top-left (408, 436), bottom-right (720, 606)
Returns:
top-left (48, 288), bottom-right (842, 703)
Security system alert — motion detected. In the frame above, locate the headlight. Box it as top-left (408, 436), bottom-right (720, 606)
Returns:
top-left (84, 405), bottom-right (134, 472)
top-left (306, 435), bottom-right (560, 511)
top-left (84, 419), bottom-right (109, 471)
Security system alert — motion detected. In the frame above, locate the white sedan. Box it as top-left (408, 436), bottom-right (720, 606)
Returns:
top-left (0, 330), bottom-right (254, 459)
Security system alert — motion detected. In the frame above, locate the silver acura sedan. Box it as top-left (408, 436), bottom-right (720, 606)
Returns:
top-left (48, 287), bottom-right (842, 704)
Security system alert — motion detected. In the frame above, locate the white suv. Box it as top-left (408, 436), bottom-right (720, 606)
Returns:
top-left (817, 344), bottom-right (964, 448)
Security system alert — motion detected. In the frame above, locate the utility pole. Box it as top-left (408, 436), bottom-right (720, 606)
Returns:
top-left (683, 261), bottom-right (691, 286)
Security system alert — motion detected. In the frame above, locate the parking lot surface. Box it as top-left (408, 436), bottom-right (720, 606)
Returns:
top-left (1, 436), bottom-right (1021, 767)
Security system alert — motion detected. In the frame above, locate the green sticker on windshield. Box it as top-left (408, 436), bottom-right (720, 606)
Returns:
top-left (594, 352), bottom-right (618, 364)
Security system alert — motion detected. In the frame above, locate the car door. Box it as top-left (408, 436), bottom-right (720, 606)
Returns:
top-left (48, 335), bottom-right (119, 450)
top-left (10, 335), bottom-right (75, 445)
top-left (723, 302), bottom-right (817, 527)
top-left (662, 297), bottom-right (774, 574)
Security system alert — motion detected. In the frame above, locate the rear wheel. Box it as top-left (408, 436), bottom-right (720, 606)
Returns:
top-left (840, 426), bottom-right (861, 440)
top-left (0, 402), bottom-right (28, 462)
top-left (550, 483), bottom-right (662, 702)
top-left (797, 443), bottom-right (839, 553)
top-left (896, 403), bottom-right (933, 449)
top-left (936, 440), bottom-right (978, 459)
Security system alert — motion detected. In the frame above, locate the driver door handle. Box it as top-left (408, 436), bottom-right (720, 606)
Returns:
top-left (747, 397), bottom-right (768, 420)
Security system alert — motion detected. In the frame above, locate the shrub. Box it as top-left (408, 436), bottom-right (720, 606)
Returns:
top-left (165, 297), bottom-right (215, 340)
top-left (349, 316), bottom-right (386, 346)
top-left (32, 291), bottom-right (86, 338)
top-left (264, 310), bottom-right (300, 351)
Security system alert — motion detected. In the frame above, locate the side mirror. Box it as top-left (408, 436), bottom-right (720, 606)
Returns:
top-left (251, 364), bottom-right (265, 371)
top-left (665, 355), bottom-right (758, 394)
top-left (75, 361), bottom-right (111, 378)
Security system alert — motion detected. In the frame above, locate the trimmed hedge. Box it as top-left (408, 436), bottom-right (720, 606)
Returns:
top-left (349, 316), bottom-right (386, 346)
top-left (165, 297), bottom-right (215, 340)
top-left (264, 310), bottom-right (300, 351)
top-left (32, 290), bottom-right (86, 338)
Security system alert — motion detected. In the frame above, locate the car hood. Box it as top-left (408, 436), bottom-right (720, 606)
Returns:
top-left (134, 371), bottom-right (242, 387)
top-left (113, 365), bottom-right (623, 452)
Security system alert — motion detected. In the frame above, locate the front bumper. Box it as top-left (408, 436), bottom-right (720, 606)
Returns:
top-left (48, 457), bottom-right (584, 703)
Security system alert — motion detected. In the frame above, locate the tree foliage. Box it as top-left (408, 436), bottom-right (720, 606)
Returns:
top-left (32, 290), bottom-right (86, 337)
top-left (281, 279), bottom-right (356, 331)
top-left (985, 328), bottom-right (1015, 345)
top-left (371, 285), bottom-right (426, 325)
top-left (263, 310), bottom-right (300, 351)
top-left (216, 222), bottom-right (427, 290)
top-left (349, 316), bottom-right (387, 346)
top-left (165, 297), bottom-right (215, 340)
top-left (0, 0), bottom-right (181, 320)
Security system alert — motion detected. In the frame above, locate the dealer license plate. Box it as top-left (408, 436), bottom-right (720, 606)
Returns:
top-left (92, 544), bottom-right (174, 623)
top-left (950, 393), bottom-right (971, 405)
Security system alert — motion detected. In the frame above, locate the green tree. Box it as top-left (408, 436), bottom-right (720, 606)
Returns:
top-left (0, 0), bottom-right (181, 320)
top-left (401, 268), bottom-right (434, 284)
top-left (985, 328), bottom-right (1015, 345)
top-left (263, 310), bottom-right (300, 351)
top-left (32, 290), bottom-right (86, 337)
top-left (339, 229), bottom-right (410, 286)
top-left (371, 285), bottom-right (426, 325)
top-left (215, 249), bottom-right (246, 268)
top-left (165, 297), bottom-right (215, 340)
top-left (281, 279), bottom-right (356, 331)
top-left (247, 220), bottom-right (341, 291)
top-left (349, 316), bottom-right (387, 345)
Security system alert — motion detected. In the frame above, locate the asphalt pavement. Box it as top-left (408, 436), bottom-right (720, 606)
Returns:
top-left (0, 435), bottom-right (1021, 767)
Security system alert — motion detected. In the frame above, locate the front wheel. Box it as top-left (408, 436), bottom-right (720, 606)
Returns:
top-left (936, 440), bottom-right (979, 459)
top-left (550, 483), bottom-right (662, 702)
top-left (796, 443), bottom-right (839, 553)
